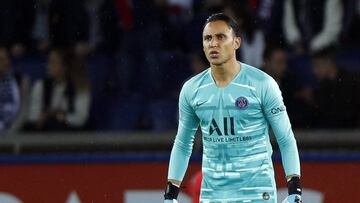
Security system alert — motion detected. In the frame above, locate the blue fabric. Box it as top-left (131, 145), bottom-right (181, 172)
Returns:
top-left (0, 73), bottom-right (19, 131)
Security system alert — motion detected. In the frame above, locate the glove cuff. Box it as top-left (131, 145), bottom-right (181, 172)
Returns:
top-left (288, 176), bottom-right (302, 195)
top-left (164, 182), bottom-right (179, 200)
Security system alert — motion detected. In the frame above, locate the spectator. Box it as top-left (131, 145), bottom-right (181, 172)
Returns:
top-left (341, 0), bottom-right (360, 49)
top-left (116, 0), bottom-right (179, 96)
top-left (49, 0), bottom-right (90, 54)
top-left (33, 0), bottom-right (121, 55)
top-left (256, 0), bottom-right (286, 44)
top-left (25, 48), bottom-right (91, 131)
top-left (283, 0), bottom-right (343, 54)
top-left (223, 0), bottom-right (265, 67)
top-left (0, 0), bottom-right (35, 57)
top-left (8, 72), bottom-right (31, 133)
top-left (262, 44), bottom-right (312, 128)
top-left (32, 0), bottom-right (51, 53)
top-left (95, 0), bottom-right (122, 55)
top-left (310, 48), bottom-right (360, 128)
top-left (0, 46), bottom-right (20, 133)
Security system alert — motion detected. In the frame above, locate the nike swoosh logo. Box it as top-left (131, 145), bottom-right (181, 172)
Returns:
top-left (196, 101), bottom-right (207, 107)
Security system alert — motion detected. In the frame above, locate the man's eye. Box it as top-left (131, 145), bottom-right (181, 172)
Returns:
top-left (217, 35), bottom-right (224, 40)
top-left (204, 36), bottom-right (211, 41)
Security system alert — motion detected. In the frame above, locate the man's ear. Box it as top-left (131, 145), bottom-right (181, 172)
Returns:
top-left (234, 37), bottom-right (241, 50)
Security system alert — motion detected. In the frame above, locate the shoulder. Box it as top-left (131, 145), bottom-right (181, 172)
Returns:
top-left (240, 63), bottom-right (280, 101)
top-left (181, 68), bottom-right (211, 92)
top-left (241, 63), bottom-right (275, 85)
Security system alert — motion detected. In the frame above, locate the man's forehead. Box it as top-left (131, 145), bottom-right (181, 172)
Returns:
top-left (203, 21), bottom-right (233, 35)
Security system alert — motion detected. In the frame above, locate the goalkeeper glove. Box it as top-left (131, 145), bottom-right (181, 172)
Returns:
top-left (282, 194), bottom-right (302, 203)
top-left (164, 200), bottom-right (178, 203)
top-left (164, 182), bottom-right (179, 203)
top-left (282, 176), bottom-right (302, 203)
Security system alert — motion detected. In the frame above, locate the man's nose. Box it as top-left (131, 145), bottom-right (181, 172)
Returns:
top-left (209, 38), bottom-right (219, 47)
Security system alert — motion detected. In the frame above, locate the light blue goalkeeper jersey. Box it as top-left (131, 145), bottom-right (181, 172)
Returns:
top-left (168, 63), bottom-right (300, 203)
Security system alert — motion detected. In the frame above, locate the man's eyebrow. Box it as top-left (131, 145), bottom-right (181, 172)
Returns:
top-left (203, 32), bottom-right (227, 37)
top-left (215, 33), bottom-right (226, 36)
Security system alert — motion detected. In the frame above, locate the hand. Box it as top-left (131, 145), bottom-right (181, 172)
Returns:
top-left (282, 194), bottom-right (302, 203)
top-left (164, 181), bottom-right (179, 203)
top-left (164, 200), bottom-right (178, 203)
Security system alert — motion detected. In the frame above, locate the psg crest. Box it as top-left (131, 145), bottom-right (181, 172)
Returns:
top-left (235, 96), bottom-right (249, 109)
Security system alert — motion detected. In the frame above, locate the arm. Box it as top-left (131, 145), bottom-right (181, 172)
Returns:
top-left (310, 0), bottom-right (343, 52)
top-left (262, 78), bottom-right (300, 177)
top-left (283, 0), bottom-right (301, 48)
top-left (65, 90), bottom-right (90, 127)
top-left (262, 78), bottom-right (302, 202)
top-left (165, 82), bottom-right (200, 201)
top-left (27, 80), bottom-right (44, 122)
top-left (9, 75), bottom-right (31, 132)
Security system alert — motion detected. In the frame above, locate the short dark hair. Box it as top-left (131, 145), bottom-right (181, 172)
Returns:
top-left (203, 13), bottom-right (241, 37)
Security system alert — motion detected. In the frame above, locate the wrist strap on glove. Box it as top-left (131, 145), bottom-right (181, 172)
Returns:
top-left (288, 176), bottom-right (302, 195)
top-left (164, 182), bottom-right (179, 200)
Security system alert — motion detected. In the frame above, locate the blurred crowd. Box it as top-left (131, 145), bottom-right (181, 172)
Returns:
top-left (0, 0), bottom-right (360, 133)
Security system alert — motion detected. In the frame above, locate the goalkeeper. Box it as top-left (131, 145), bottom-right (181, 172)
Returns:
top-left (164, 13), bottom-right (302, 203)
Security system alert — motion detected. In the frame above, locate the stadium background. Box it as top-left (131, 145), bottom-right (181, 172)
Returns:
top-left (0, 0), bottom-right (359, 203)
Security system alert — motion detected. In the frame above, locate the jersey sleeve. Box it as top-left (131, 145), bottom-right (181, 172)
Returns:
top-left (168, 81), bottom-right (200, 182)
top-left (262, 77), bottom-right (301, 177)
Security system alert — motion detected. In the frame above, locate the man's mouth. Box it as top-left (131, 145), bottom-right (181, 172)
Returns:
top-left (209, 51), bottom-right (220, 58)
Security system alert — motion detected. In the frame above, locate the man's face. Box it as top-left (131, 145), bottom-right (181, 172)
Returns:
top-left (202, 20), bottom-right (240, 66)
top-left (312, 57), bottom-right (331, 80)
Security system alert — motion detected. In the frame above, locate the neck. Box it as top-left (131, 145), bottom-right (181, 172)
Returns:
top-left (211, 58), bottom-right (240, 87)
